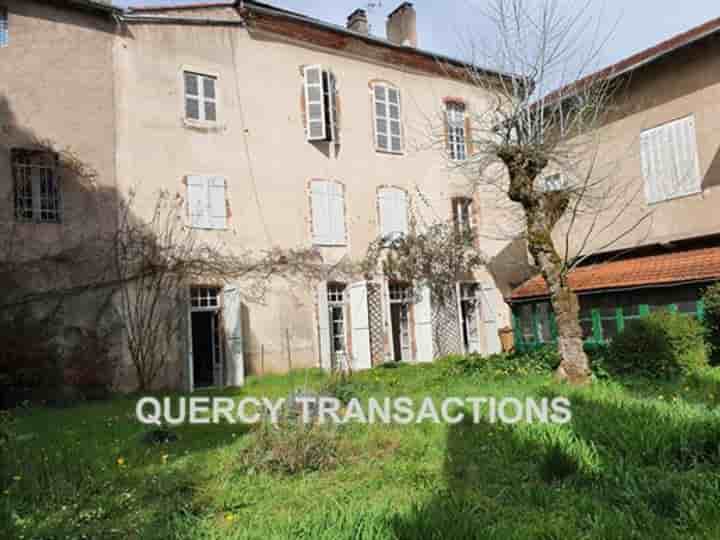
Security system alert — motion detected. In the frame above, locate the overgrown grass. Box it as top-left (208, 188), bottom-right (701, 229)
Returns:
top-left (2, 363), bottom-right (720, 539)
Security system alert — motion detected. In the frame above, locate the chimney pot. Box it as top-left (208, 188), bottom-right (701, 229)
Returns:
top-left (347, 8), bottom-right (369, 35)
top-left (386, 2), bottom-right (417, 48)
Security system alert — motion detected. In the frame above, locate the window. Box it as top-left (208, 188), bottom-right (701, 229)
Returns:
top-left (184, 72), bottom-right (217, 122)
top-left (451, 197), bottom-right (474, 233)
top-left (303, 65), bottom-right (337, 142)
top-left (12, 150), bottom-right (61, 223)
top-left (541, 173), bottom-right (565, 192)
top-left (389, 282), bottom-right (413, 303)
top-left (327, 283), bottom-right (347, 356)
top-left (311, 180), bottom-right (346, 246)
top-left (640, 115), bottom-right (701, 204)
top-left (372, 83), bottom-right (402, 153)
top-left (446, 102), bottom-right (466, 161)
top-left (191, 287), bottom-right (220, 309)
top-left (377, 187), bottom-right (408, 241)
top-left (186, 175), bottom-right (227, 230)
top-left (0, 8), bottom-right (8, 48)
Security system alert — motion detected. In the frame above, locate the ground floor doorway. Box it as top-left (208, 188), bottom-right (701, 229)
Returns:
top-left (190, 287), bottom-right (223, 390)
top-left (389, 283), bottom-right (413, 362)
top-left (459, 283), bottom-right (481, 354)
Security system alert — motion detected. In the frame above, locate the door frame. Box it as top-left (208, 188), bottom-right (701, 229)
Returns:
top-left (187, 286), bottom-right (225, 392)
top-left (457, 281), bottom-right (482, 355)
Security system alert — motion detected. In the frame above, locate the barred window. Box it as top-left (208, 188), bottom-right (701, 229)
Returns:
top-left (12, 149), bottom-right (61, 223)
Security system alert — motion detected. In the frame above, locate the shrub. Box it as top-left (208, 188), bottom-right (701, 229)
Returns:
top-left (239, 417), bottom-right (343, 475)
top-left (701, 283), bottom-right (720, 365)
top-left (607, 311), bottom-right (708, 378)
top-left (438, 346), bottom-right (559, 379)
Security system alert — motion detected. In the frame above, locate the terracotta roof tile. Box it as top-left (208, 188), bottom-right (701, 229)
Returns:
top-left (511, 246), bottom-right (720, 300)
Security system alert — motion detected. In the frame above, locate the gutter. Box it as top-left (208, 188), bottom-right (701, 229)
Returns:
top-left (122, 14), bottom-right (245, 26)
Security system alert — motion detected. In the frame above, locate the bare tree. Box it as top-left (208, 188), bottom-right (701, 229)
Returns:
top-left (447, 0), bottom-right (654, 384)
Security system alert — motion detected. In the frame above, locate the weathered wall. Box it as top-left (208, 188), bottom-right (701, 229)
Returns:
top-left (114, 13), bottom-right (515, 382)
top-left (553, 35), bottom-right (720, 257)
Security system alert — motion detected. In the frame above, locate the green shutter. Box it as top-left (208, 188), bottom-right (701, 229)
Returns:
top-left (639, 304), bottom-right (650, 317)
top-left (698, 300), bottom-right (705, 321)
top-left (616, 307), bottom-right (624, 333)
top-left (591, 309), bottom-right (602, 343)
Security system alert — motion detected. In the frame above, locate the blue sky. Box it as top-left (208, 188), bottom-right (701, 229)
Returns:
top-left (115, 1), bottom-right (719, 72)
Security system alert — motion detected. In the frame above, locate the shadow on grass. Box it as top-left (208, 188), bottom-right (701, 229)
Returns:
top-left (390, 384), bottom-right (720, 540)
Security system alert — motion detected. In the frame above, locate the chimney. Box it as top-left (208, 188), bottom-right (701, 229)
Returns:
top-left (386, 2), bottom-right (417, 48)
top-left (347, 9), bottom-right (369, 35)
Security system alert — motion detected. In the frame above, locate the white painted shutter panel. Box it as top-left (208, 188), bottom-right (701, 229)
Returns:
top-left (396, 189), bottom-right (408, 236)
top-left (311, 180), bottom-right (331, 244)
top-left (673, 116), bottom-right (701, 196)
top-left (328, 182), bottom-right (346, 244)
top-left (317, 281), bottom-right (331, 370)
top-left (349, 281), bottom-right (372, 371)
top-left (223, 285), bottom-right (245, 387)
top-left (480, 283), bottom-right (502, 355)
top-left (304, 65), bottom-right (327, 141)
top-left (187, 175), bottom-right (209, 229)
top-left (414, 284), bottom-right (433, 362)
top-left (208, 177), bottom-right (227, 230)
top-left (378, 189), bottom-right (393, 239)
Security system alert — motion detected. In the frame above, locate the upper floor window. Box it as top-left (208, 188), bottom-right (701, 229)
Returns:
top-left (311, 179), bottom-right (346, 246)
top-left (451, 196), bottom-right (474, 233)
top-left (0, 8), bottom-right (8, 48)
top-left (184, 72), bottom-right (217, 123)
top-left (186, 175), bottom-right (227, 230)
top-left (372, 83), bottom-right (403, 153)
top-left (446, 102), bottom-right (467, 161)
top-left (640, 115), bottom-right (701, 204)
top-left (378, 187), bottom-right (408, 241)
top-left (541, 173), bottom-right (565, 192)
top-left (12, 149), bottom-right (61, 223)
top-left (303, 65), bottom-right (337, 142)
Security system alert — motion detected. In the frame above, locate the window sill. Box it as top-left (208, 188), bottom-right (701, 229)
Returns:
top-left (646, 189), bottom-right (703, 206)
top-left (375, 148), bottom-right (405, 156)
top-left (313, 242), bottom-right (348, 248)
top-left (183, 118), bottom-right (225, 132)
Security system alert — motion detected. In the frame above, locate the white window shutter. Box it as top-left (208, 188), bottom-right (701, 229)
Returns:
top-left (349, 281), bottom-right (372, 371)
top-left (208, 177), bottom-right (227, 230)
top-left (396, 189), bottom-right (408, 235)
top-left (378, 188), bottom-right (393, 238)
top-left (311, 180), bottom-right (331, 245)
top-left (317, 281), bottom-right (331, 370)
top-left (328, 181), bottom-right (346, 244)
top-left (223, 285), bottom-right (244, 387)
top-left (187, 175), bottom-right (209, 228)
top-left (414, 285), bottom-right (433, 362)
top-left (304, 65), bottom-right (327, 141)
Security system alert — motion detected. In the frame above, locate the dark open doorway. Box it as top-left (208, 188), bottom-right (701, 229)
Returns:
top-left (191, 310), bottom-right (220, 389)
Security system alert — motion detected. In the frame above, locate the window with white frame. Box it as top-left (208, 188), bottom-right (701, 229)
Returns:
top-left (640, 115), bottom-right (701, 204)
top-left (186, 175), bottom-right (227, 230)
top-left (541, 173), bottom-right (565, 192)
top-left (446, 102), bottom-right (467, 161)
top-left (451, 196), bottom-right (474, 233)
top-left (190, 287), bottom-right (220, 309)
top-left (311, 179), bottom-right (346, 246)
top-left (372, 83), bottom-right (403, 153)
top-left (303, 65), bottom-right (338, 142)
top-left (327, 283), bottom-right (347, 356)
top-left (377, 187), bottom-right (408, 241)
top-left (0, 8), bottom-right (8, 48)
top-left (184, 72), bottom-right (217, 123)
top-left (12, 149), bottom-right (61, 223)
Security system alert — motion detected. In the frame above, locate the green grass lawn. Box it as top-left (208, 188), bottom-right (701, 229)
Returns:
top-left (2, 363), bottom-right (720, 539)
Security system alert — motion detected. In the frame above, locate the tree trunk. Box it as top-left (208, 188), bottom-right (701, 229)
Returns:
top-left (526, 212), bottom-right (591, 385)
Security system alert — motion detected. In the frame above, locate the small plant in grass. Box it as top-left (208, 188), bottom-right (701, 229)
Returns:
top-left (701, 283), bottom-right (720, 365)
top-left (239, 416), bottom-right (343, 475)
top-left (607, 311), bottom-right (709, 378)
top-left (438, 346), bottom-right (559, 379)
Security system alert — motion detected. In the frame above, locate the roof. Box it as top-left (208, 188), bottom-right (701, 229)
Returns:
top-left (544, 15), bottom-right (720, 102)
top-left (510, 245), bottom-right (720, 301)
top-left (51, 0), bottom-right (121, 14)
top-left (125, 1), bottom-right (517, 83)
